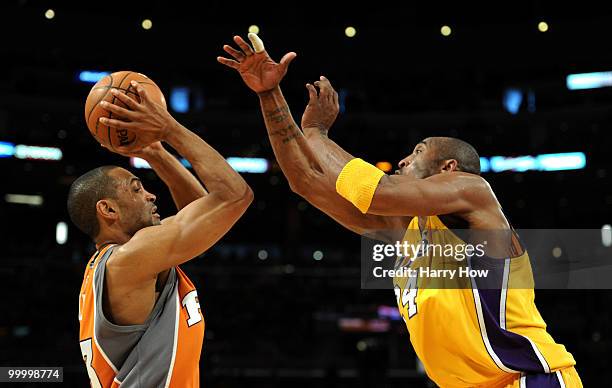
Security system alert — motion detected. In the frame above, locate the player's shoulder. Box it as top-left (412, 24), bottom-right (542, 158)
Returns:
top-left (161, 215), bottom-right (175, 225)
top-left (431, 171), bottom-right (490, 190)
top-left (442, 172), bottom-right (497, 204)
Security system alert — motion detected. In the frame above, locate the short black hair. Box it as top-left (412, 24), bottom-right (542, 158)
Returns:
top-left (430, 137), bottom-right (481, 175)
top-left (67, 166), bottom-right (119, 239)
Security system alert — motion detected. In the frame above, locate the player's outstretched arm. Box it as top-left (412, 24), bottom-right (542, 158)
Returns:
top-left (100, 83), bottom-right (253, 281)
top-left (218, 34), bottom-right (407, 240)
top-left (298, 78), bottom-right (493, 219)
top-left (368, 172), bottom-right (491, 216)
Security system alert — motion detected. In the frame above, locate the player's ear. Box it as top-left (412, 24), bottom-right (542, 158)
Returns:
top-left (441, 159), bottom-right (459, 173)
top-left (96, 199), bottom-right (119, 220)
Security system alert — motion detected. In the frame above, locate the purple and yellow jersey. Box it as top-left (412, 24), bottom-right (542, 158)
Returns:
top-left (78, 244), bottom-right (205, 387)
top-left (393, 216), bottom-right (576, 387)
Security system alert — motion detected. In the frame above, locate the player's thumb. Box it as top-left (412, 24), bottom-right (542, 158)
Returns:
top-left (280, 52), bottom-right (297, 71)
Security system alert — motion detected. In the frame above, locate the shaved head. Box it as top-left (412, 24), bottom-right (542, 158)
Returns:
top-left (428, 137), bottom-right (481, 175)
top-left (67, 166), bottom-right (120, 239)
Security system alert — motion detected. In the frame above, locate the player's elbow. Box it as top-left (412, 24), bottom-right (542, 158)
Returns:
top-left (288, 170), bottom-right (321, 198)
top-left (232, 184), bottom-right (254, 211)
top-left (220, 176), bottom-right (254, 204)
top-left (288, 177), bottom-right (311, 198)
top-left (242, 185), bottom-right (255, 206)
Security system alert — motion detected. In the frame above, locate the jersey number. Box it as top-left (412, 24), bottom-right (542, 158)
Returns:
top-left (80, 339), bottom-right (102, 388)
top-left (394, 273), bottom-right (418, 319)
top-left (181, 290), bottom-right (202, 327)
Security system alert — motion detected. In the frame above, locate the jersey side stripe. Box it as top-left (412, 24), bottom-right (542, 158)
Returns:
top-left (526, 337), bottom-right (551, 373)
top-left (556, 370), bottom-right (567, 388)
top-left (164, 291), bottom-right (181, 388)
top-left (469, 256), bottom-right (549, 373)
top-left (500, 258), bottom-right (510, 330)
top-left (92, 247), bottom-right (119, 374)
top-left (501, 258), bottom-right (550, 373)
top-left (470, 286), bottom-right (519, 374)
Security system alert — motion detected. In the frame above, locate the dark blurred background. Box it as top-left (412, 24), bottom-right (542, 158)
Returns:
top-left (0, 0), bottom-right (610, 386)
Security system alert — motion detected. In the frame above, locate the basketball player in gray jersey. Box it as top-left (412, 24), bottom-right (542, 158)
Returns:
top-left (70, 80), bottom-right (253, 387)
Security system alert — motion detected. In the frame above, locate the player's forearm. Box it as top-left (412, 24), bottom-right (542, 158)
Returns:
top-left (303, 129), bottom-right (355, 173)
top-left (165, 122), bottom-right (252, 201)
top-left (257, 87), bottom-right (326, 191)
top-left (143, 148), bottom-right (208, 211)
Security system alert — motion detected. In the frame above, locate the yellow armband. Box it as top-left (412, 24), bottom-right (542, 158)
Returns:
top-left (335, 158), bottom-right (385, 214)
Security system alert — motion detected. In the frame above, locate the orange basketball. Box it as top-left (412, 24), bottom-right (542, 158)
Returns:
top-left (84, 71), bottom-right (167, 150)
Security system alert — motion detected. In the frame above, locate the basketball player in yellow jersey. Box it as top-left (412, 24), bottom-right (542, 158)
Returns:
top-left (68, 81), bottom-right (253, 387)
top-left (218, 34), bottom-right (582, 387)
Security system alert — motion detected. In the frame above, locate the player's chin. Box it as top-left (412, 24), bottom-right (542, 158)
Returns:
top-left (151, 214), bottom-right (161, 225)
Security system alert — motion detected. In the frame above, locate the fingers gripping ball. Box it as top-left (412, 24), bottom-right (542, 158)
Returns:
top-left (84, 71), bottom-right (167, 150)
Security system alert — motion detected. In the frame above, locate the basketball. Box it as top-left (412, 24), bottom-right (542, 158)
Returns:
top-left (84, 71), bottom-right (167, 150)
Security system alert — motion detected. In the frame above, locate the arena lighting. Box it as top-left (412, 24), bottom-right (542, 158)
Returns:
top-left (377, 305), bottom-right (402, 321)
top-left (257, 250), bottom-right (268, 260)
top-left (480, 152), bottom-right (585, 173)
top-left (44, 9), bottom-right (55, 20)
top-left (248, 25), bottom-right (260, 34)
top-left (131, 156), bottom-right (269, 173)
top-left (345, 26), bottom-right (357, 38)
top-left (537, 152), bottom-right (586, 171)
top-left (502, 88), bottom-right (536, 114)
top-left (0, 141), bottom-right (15, 157)
top-left (440, 25), bottom-right (452, 37)
top-left (79, 71), bottom-right (110, 83)
top-left (376, 161), bottom-right (392, 172)
top-left (503, 88), bottom-right (523, 114)
top-left (566, 71), bottom-right (612, 90)
top-left (357, 341), bottom-right (367, 351)
top-left (479, 157), bottom-right (490, 172)
top-left (56, 222), bottom-right (68, 245)
top-left (131, 157), bottom-right (151, 169)
top-left (14, 145), bottom-right (62, 160)
top-left (5, 194), bottom-right (44, 206)
top-left (338, 318), bottom-right (390, 333)
top-left (226, 157), bottom-right (269, 173)
top-left (170, 87), bottom-right (189, 113)
top-left (141, 19), bottom-right (153, 30)
top-left (602, 225), bottom-right (611, 247)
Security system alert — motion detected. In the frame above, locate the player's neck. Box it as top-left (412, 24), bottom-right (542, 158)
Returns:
top-left (95, 228), bottom-right (130, 249)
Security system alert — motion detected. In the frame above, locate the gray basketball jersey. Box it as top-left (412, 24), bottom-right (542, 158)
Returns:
top-left (78, 245), bottom-right (205, 387)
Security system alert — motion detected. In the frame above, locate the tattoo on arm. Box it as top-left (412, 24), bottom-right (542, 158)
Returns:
top-left (265, 106), bottom-right (290, 123)
top-left (264, 106), bottom-right (301, 144)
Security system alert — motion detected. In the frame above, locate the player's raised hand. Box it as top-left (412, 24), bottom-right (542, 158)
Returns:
top-left (217, 33), bottom-right (297, 93)
top-left (99, 81), bottom-right (177, 150)
top-left (301, 76), bottom-right (340, 137)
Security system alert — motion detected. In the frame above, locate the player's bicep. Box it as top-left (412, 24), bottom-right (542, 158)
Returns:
top-left (368, 174), bottom-right (477, 216)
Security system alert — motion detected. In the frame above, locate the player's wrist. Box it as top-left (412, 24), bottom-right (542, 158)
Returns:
top-left (161, 118), bottom-right (184, 146)
top-left (257, 86), bottom-right (282, 98)
top-left (140, 144), bottom-right (168, 163)
top-left (303, 125), bottom-right (329, 138)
